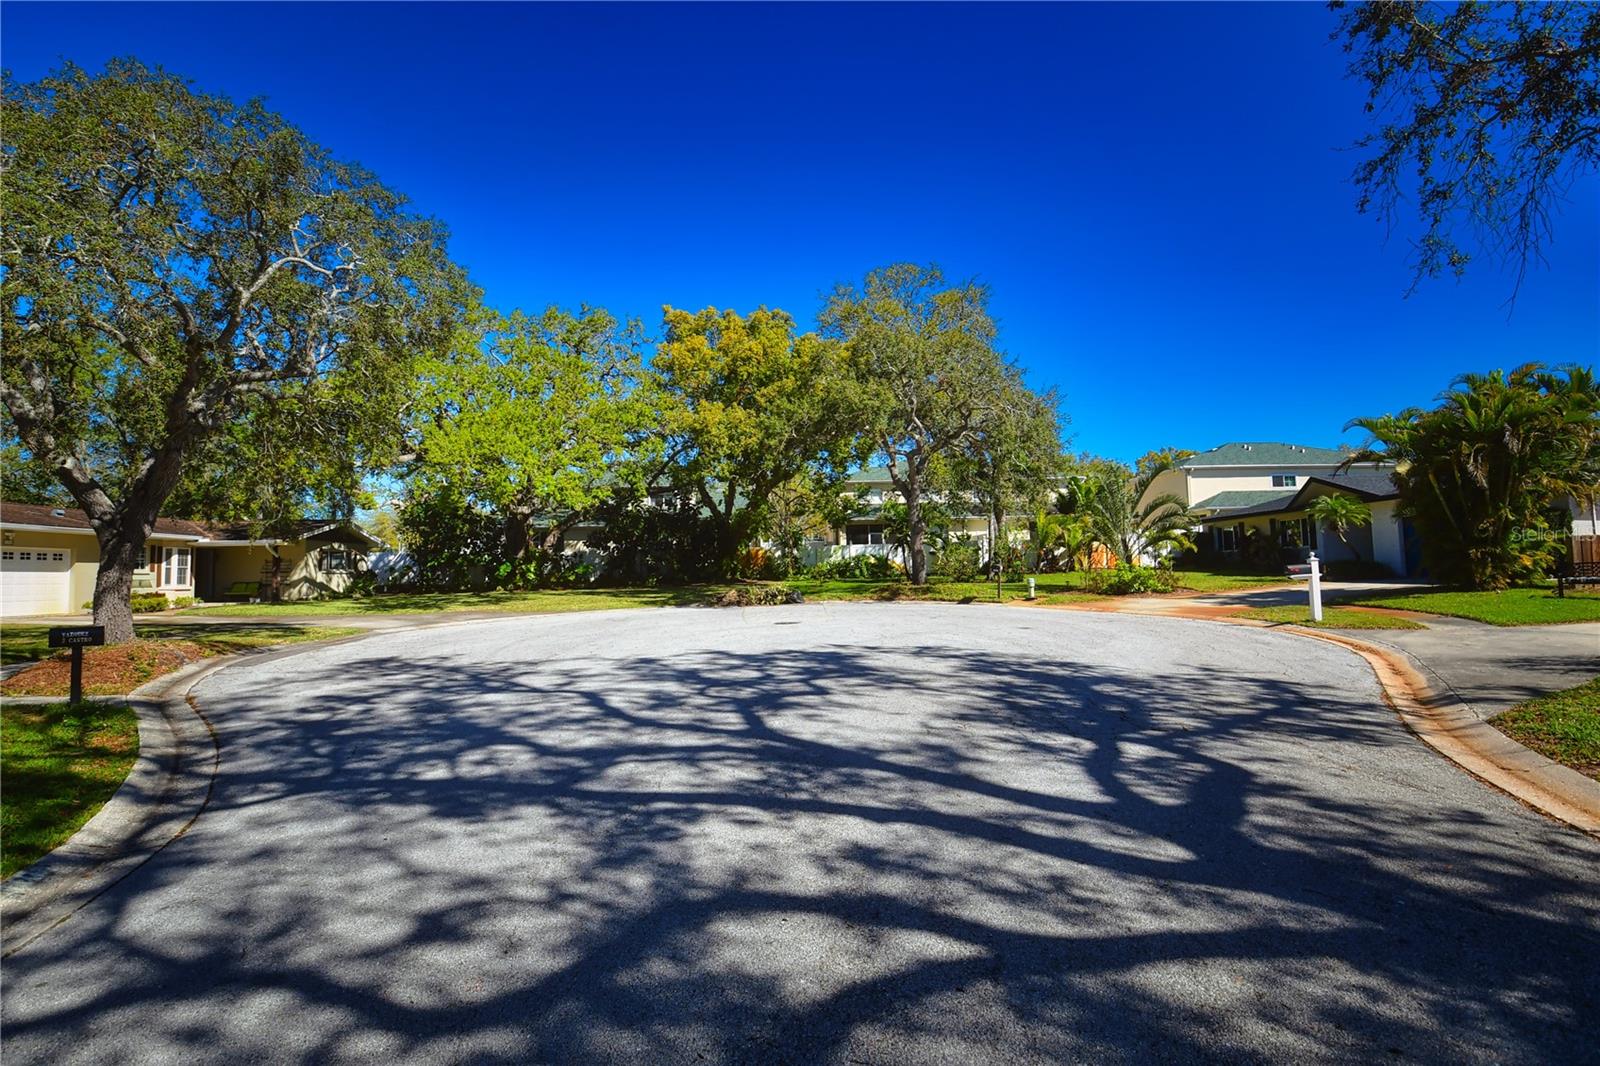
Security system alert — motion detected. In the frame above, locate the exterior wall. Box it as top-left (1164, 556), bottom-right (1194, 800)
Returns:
top-left (1568, 496), bottom-right (1599, 537)
top-left (1184, 465), bottom-right (1348, 504)
top-left (4, 530), bottom-right (99, 610)
top-left (1142, 468), bottom-right (1188, 507)
top-left (209, 545), bottom-right (278, 597)
top-left (2, 529), bottom-right (204, 610)
top-left (1311, 521), bottom-right (1374, 564)
top-left (205, 536), bottom-right (372, 601)
top-left (1368, 500), bottom-right (1406, 576)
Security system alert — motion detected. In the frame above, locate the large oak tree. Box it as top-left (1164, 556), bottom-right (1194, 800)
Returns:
top-left (821, 264), bottom-right (1016, 585)
top-left (655, 306), bottom-right (858, 575)
top-left (2, 61), bottom-right (466, 640)
top-left (409, 305), bottom-right (657, 578)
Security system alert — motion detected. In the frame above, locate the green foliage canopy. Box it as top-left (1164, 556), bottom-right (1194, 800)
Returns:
top-left (1, 60), bottom-right (467, 637)
top-left (1345, 362), bottom-right (1599, 588)
top-left (1334, 1), bottom-right (1600, 296)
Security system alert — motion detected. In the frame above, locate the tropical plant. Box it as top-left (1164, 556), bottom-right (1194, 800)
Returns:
top-left (1344, 363), bottom-right (1600, 589)
top-left (1064, 455), bottom-right (1196, 567)
top-left (1031, 511), bottom-right (1093, 573)
top-left (1307, 493), bottom-right (1373, 562)
top-left (1083, 565), bottom-right (1178, 596)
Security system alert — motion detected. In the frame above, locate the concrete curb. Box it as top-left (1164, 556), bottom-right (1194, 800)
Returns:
top-left (1287, 627), bottom-right (1600, 837)
top-left (0, 616), bottom-right (519, 956)
top-left (0, 655), bottom-right (228, 956)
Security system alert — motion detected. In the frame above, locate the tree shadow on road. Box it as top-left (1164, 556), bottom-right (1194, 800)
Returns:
top-left (4, 632), bottom-right (1597, 1064)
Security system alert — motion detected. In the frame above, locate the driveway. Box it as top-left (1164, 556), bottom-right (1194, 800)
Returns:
top-left (1327, 615), bottom-right (1600, 719)
top-left (3, 604), bottom-right (1596, 1065)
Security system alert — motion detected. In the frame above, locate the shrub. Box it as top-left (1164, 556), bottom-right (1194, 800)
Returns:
top-left (806, 554), bottom-right (906, 581)
top-left (931, 539), bottom-right (982, 581)
top-left (737, 546), bottom-right (783, 580)
top-left (85, 594), bottom-right (173, 612)
top-left (1084, 565), bottom-right (1176, 596)
top-left (707, 583), bottom-right (804, 607)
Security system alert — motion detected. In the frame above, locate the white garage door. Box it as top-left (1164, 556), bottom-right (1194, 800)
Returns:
top-left (1, 547), bottom-right (73, 617)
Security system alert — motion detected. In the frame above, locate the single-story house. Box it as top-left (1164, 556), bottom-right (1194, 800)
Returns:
top-left (1189, 472), bottom-right (1419, 576)
top-left (0, 500), bottom-right (382, 617)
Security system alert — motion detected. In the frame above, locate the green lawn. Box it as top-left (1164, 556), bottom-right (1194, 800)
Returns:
top-left (1236, 605), bottom-right (1427, 630)
top-left (178, 585), bottom-right (722, 618)
top-left (1489, 677), bottom-right (1600, 782)
top-left (173, 569), bottom-right (1271, 618)
top-left (1, 622), bottom-right (364, 666)
top-left (1, 699), bottom-right (139, 878)
top-left (1168, 569), bottom-right (1291, 593)
top-left (1346, 587), bottom-right (1600, 626)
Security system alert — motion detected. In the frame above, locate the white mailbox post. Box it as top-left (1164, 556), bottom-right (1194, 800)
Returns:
top-left (1027, 577), bottom-right (1037, 600)
top-left (1307, 552), bottom-right (1323, 622)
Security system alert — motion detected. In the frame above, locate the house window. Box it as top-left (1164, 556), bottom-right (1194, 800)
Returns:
top-left (1278, 517), bottom-right (1314, 549)
top-left (847, 524), bottom-right (886, 546)
top-left (1271, 474), bottom-right (1297, 488)
top-left (1215, 526), bottom-right (1237, 552)
top-left (151, 546), bottom-right (192, 587)
top-left (323, 548), bottom-right (351, 572)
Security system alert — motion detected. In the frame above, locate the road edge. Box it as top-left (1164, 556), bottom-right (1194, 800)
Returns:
top-left (1286, 626), bottom-right (1600, 837)
top-left (1019, 598), bottom-right (1600, 836)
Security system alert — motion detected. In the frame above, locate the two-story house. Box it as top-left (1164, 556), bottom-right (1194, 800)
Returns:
top-left (1140, 442), bottom-right (1411, 574)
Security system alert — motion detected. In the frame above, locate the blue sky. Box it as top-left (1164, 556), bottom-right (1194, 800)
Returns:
top-left (7, 2), bottom-right (1596, 462)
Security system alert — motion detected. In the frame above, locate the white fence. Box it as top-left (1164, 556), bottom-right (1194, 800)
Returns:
top-left (799, 542), bottom-right (909, 568)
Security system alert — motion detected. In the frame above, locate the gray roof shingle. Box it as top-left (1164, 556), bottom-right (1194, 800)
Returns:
top-left (1180, 442), bottom-right (1350, 468)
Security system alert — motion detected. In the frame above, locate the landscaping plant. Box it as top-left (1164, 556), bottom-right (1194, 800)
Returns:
top-left (1345, 364), bottom-right (1599, 589)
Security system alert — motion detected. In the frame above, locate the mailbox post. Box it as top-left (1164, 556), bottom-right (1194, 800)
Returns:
top-left (1307, 553), bottom-right (1323, 623)
top-left (48, 626), bottom-right (105, 705)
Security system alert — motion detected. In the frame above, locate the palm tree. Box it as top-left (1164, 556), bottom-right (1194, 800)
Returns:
top-left (1031, 510), bottom-right (1092, 572)
top-left (1307, 493), bottom-right (1372, 562)
top-left (1344, 363), bottom-right (1599, 588)
top-left (1066, 457), bottom-right (1195, 567)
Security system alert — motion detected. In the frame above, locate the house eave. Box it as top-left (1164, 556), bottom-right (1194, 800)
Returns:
top-left (0, 521), bottom-right (205, 541)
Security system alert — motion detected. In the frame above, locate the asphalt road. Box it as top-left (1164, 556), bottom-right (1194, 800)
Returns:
top-left (3, 603), bottom-right (1597, 1065)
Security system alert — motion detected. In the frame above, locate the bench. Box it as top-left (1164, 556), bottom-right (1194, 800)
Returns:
top-left (1556, 561), bottom-right (1600, 597)
top-left (222, 581), bottom-right (261, 602)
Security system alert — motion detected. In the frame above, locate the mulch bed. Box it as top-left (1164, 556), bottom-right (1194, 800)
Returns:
top-left (1, 641), bottom-right (209, 697)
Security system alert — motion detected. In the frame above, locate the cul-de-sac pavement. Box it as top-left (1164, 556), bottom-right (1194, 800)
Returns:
top-left (3, 604), bottom-right (1596, 1065)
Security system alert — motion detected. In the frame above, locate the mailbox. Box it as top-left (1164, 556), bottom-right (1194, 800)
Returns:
top-left (48, 626), bottom-right (106, 648)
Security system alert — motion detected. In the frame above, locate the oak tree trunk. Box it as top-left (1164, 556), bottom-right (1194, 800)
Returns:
top-left (92, 527), bottom-right (146, 644)
top-left (904, 476), bottom-right (927, 586)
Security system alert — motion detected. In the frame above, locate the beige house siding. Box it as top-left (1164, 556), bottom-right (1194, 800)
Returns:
top-left (1184, 466), bottom-right (1346, 504)
top-left (209, 535), bottom-right (370, 601)
top-left (2, 529), bottom-right (204, 609)
top-left (2, 523), bottom-right (375, 615)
